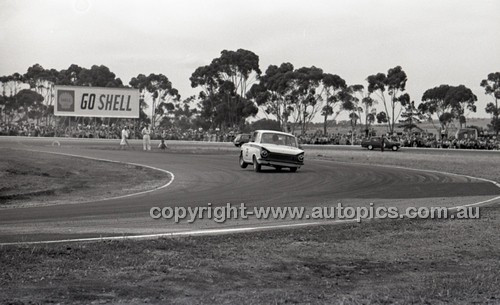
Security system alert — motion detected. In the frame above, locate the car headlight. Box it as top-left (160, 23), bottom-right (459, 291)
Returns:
top-left (297, 154), bottom-right (304, 162)
top-left (260, 148), bottom-right (269, 158)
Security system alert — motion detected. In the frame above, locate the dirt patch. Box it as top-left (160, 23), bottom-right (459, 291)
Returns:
top-left (0, 148), bottom-right (171, 208)
top-left (1, 205), bottom-right (499, 304)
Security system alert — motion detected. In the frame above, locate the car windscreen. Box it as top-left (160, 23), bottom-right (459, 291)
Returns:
top-left (261, 133), bottom-right (297, 147)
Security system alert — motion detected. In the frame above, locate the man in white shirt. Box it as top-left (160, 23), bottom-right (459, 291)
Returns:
top-left (142, 124), bottom-right (151, 151)
top-left (120, 126), bottom-right (130, 150)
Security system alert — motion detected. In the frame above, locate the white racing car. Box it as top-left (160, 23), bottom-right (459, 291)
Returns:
top-left (239, 130), bottom-right (304, 172)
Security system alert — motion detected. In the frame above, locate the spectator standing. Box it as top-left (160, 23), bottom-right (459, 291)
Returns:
top-left (142, 124), bottom-right (151, 151)
top-left (120, 126), bottom-right (130, 150)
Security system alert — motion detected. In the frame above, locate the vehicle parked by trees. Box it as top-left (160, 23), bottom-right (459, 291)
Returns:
top-left (361, 136), bottom-right (401, 151)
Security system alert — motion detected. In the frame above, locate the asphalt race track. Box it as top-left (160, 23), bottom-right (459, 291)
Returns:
top-left (1, 137), bottom-right (500, 244)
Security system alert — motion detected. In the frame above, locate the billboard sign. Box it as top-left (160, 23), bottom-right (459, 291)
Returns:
top-left (54, 85), bottom-right (140, 118)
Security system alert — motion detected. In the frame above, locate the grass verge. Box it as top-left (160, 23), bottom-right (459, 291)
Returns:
top-left (0, 148), bottom-right (171, 208)
top-left (1, 205), bottom-right (499, 304)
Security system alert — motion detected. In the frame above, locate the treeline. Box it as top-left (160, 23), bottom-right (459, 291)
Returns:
top-left (0, 64), bottom-right (191, 130)
top-left (1, 49), bottom-right (499, 136)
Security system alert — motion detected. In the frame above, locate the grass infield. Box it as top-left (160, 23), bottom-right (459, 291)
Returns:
top-left (0, 148), bottom-right (171, 208)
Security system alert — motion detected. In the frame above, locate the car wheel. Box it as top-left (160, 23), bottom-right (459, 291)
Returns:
top-left (368, 145), bottom-right (373, 150)
top-left (392, 145), bottom-right (398, 151)
top-left (239, 153), bottom-right (248, 168)
top-left (289, 167), bottom-right (297, 172)
top-left (253, 156), bottom-right (261, 172)
top-left (275, 166), bottom-right (282, 171)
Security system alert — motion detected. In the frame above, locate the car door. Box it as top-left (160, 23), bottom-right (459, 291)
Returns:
top-left (243, 132), bottom-right (258, 162)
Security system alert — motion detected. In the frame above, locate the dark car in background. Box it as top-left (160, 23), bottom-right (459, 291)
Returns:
top-left (361, 137), bottom-right (401, 151)
top-left (233, 133), bottom-right (251, 147)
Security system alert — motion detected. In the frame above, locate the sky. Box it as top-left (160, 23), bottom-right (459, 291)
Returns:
top-left (1, 0), bottom-right (499, 121)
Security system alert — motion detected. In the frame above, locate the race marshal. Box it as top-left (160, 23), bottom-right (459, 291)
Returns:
top-left (54, 85), bottom-right (140, 118)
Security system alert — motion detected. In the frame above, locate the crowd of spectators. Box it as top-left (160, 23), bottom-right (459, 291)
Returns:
top-left (300, 132), bottom-right (500, 150)
top-left (1, 122), bottom-right (499, 150)
top-left (398, 134), bottom-right (500, 150)
top-left (151, 127), bottom-right (239, 142)
top-left (0, 122), bottom-right (122, 138)
top-left (0, 122), bottom-right (239, 143)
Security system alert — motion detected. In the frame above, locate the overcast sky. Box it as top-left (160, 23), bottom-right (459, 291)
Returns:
top-left (1, 0), bottom-right (499, 120)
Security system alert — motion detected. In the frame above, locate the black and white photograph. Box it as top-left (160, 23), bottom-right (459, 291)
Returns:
top-left (1, 0), bottom-right (499, 304)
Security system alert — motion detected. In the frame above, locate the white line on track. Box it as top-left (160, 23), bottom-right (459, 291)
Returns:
top-left (311, 157), bottom-right (500, 188)
top-left (1, 146), bottom-right (500, 246)
top-left (311, 158), bottom-right (500, 209)
top-left (0, 221), bottom-right (353, 246)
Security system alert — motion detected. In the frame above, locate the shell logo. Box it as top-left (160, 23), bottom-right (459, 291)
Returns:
top-left (58, 90), bottom-right (75, 111)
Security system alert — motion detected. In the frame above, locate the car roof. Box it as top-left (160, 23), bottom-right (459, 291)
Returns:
top-left (255, 130), bottom-right (295, 137)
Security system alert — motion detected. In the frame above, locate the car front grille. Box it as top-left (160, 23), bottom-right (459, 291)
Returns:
top-left (267, 152), bottom-right (303, 164)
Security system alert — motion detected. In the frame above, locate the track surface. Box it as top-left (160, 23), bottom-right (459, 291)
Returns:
top-left (1, 137), bottom-right (499, 244)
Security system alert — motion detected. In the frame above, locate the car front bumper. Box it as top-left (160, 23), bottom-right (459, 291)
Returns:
top-left (257, 157), bottom-right (303, 168)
